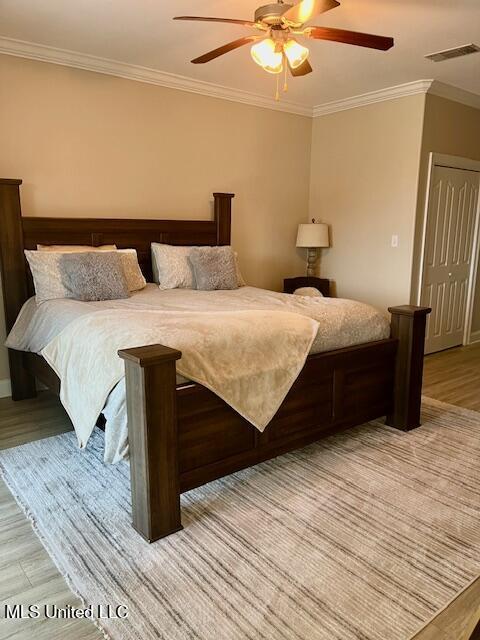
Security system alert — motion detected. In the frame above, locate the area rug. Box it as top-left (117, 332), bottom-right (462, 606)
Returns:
top-left (0, 396), bottom-right (479, 640)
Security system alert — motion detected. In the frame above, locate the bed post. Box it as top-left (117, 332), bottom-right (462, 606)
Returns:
top-left (214, 192), bottom-right (234, 245)
top-left (0, 179), bottom-right (36, 400)
top-left (386, 305), bottom-right (431, 431)
top-left (118, 344), bottom-right (183, 542)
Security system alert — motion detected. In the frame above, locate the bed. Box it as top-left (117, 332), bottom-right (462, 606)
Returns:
top-left (0, 178), bottom-right (431, 543)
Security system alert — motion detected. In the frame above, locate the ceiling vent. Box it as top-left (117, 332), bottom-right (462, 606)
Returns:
top-left (425, 43), bottom-right (480, 62)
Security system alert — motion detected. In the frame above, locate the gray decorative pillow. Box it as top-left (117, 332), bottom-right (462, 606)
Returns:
top-left (59, 252), bottom-right (130, 301)
top-left (189, 246), bottom-right (238, 291)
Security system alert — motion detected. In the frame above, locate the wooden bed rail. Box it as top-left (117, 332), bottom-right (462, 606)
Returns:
top-left (119, 304), bottom-right (430, 543)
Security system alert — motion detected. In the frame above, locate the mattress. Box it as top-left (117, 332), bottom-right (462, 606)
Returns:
top-left (6, 284), bottom-right (390, 357)
top-left (6, 285), bottom-right (390, 463)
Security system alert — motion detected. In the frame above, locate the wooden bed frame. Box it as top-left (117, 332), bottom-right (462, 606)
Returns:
top-left (0, 179), bottom-right (431, 543)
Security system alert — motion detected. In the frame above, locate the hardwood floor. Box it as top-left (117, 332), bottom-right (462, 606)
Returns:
top-left (408, 341), bottom-right (480, 640)
top-left (0, 342), bottom-right (479, 639)
top-left (0, 394), bottom-right (100, 639)
top-left (410, 576), bottom-right (480, 640)
top-left (423, 341), bottom-right (480, 412)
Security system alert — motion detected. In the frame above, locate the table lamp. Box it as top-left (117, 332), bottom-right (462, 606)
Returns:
top-left (296, 220), bottom-right (329, 276)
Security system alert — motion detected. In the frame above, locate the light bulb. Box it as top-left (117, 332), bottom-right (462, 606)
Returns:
top-left (251, 38), bottom-right (283, 74)
top-left (284, 39), bottom-right (309, 69)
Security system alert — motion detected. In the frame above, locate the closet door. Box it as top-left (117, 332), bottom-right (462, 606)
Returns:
top-left (421, 165), bottom-right (479, 354)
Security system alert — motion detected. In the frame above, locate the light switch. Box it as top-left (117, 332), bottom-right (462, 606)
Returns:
top-left (391, 235), bottom-right (399, 248)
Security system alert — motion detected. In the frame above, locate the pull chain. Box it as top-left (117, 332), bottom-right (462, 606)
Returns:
top-left (283, 58), bottom-right (288, 93)
top-left (275, 73), bottom-right (280, 101)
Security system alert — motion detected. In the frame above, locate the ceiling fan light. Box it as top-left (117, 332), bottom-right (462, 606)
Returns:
top-left (284, 39), bottom-right (309, 69)
top-left (250, 38), bottom-right (283, 74)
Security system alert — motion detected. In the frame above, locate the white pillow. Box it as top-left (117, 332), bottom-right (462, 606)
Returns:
top-left (151, 244), bottom-right (196, 290)
top-left (151, 243), bottom-right (245, 290)
top-left (26, 251), bottom-right (72, 303)
top-left (293, 287), bottom-right (324, 297)
top-left (235, 255), bottom-right (246, 287)
top-left (37, 244), bottom-right (117, 252)
top-left (26, 251), bottom-right (130, 303)
top-left (118, 249), bottom-right (146, 292)
top-left (26, 249), bottom-right (146, 301)
top-left (37, 245), bottom-right (145, 292)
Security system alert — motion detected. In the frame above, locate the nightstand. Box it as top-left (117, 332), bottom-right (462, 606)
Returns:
top-left (283, 277), bottom-right (330, 297)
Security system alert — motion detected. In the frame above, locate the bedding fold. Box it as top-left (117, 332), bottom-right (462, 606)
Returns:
top-left (42, 309), bottom-right (319, 449)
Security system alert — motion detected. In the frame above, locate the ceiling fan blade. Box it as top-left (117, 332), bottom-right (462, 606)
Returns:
top-left (191, 36), bottom-right (258, 64)
top-left (174, 16), bottom-right (257, 27)
top-left (306, 26), bottom-right (394, 50)
top-left (288, 58), bottom-right (313, 77)
top-left (282, 0), bottom-right (339, 26)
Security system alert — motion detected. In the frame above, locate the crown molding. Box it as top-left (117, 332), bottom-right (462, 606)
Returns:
top-left (0, 36), bottom-right (312, 117)
top-left (428, 80), bottom-right (480, 110)
top-left (312, 80), bottom-right (433, 117)
top-left (2, 36), bottom-right (479, 119)
top-left (312, 78), bottom-right (480, 117)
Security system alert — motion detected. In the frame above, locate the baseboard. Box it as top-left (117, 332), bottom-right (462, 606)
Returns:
top-left (0, 378), bottom-right (12, 398)
top-left (469, 330), bottom-right (480, 344)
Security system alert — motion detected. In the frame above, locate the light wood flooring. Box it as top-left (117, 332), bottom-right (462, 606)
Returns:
top-left (423, 341), bottom-right (480, 412)
top-left (0, 396), bottom-right (100, 639)
top-left (0, 343), bottom-right (479, 640)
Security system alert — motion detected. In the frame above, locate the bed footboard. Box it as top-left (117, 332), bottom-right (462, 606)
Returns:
top-left (119, 304), bottom-right (430, 543)
top-left (387, 305), bottom-right (431, 430)
top-left (119, 344), bottom-right (183, 542)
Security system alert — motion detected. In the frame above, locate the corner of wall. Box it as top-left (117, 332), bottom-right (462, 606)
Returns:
top-left (409, 92), bottom-right (429, 305)
top-left (306, 116), bottom-right (315, 223)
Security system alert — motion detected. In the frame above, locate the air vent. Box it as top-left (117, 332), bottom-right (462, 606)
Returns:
top-left (425, 43), bottom-right (480, 62)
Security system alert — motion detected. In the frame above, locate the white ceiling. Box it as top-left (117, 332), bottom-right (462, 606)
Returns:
top-left (0, 0), bottom-right (479, 107)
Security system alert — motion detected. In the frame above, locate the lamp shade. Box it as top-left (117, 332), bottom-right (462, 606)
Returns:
top-left (296, 223), bottom-right (329, 248)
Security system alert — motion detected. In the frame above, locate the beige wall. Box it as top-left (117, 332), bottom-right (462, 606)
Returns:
top-left (2, 54), bottom-right (479, 388)
top-left (309, 95), bottom-right (426, 311)
top-left (0, 54), bottom-right (312, 382)
top-left (411, 94), bottom-right (480, 333)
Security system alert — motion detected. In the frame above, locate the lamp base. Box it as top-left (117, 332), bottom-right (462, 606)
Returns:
top-left (306, 248), bottom-right (317, 277)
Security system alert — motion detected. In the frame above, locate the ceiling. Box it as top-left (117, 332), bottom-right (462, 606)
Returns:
top-left (0, 0), bottom-right (479, 108)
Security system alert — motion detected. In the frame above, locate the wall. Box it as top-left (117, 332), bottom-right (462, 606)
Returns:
top-left (411, 94), bottom-right (480, 334)
top-left (0, 54), bottom-right (312, 384)
top-left (309, 94), bottom-right (426, 311)
top-left (2, 53), bottom-right (478, 391)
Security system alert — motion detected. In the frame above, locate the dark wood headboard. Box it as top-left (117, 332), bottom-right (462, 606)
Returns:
top-left (0, 178), bottom-right (234, 337)
top-left (0, 178), bottom-right (233, 399)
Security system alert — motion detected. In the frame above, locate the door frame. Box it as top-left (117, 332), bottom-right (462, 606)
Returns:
top-left (416, 152), bottom-right (480, 347)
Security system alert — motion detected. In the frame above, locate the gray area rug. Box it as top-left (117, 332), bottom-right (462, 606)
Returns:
top-left (0, 396), bottom-right (479, 640)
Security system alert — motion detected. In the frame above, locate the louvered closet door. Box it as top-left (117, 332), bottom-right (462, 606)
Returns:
top-left (421, 165), bottom-right (480, 355)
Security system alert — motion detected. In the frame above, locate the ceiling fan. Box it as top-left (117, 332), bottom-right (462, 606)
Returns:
top-left (174, 0), bottom-right (394, 92)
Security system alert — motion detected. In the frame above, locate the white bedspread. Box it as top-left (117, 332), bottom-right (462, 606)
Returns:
top-left (41, 309), bottom-right (318, 449)
top-left (6, 285), bottom-right (390, 462)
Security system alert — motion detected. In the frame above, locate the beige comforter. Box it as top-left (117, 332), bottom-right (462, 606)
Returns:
top-left (7, 286), bottom-right (391, 461)
top-left (42, 308), bottom-right (319, 448)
